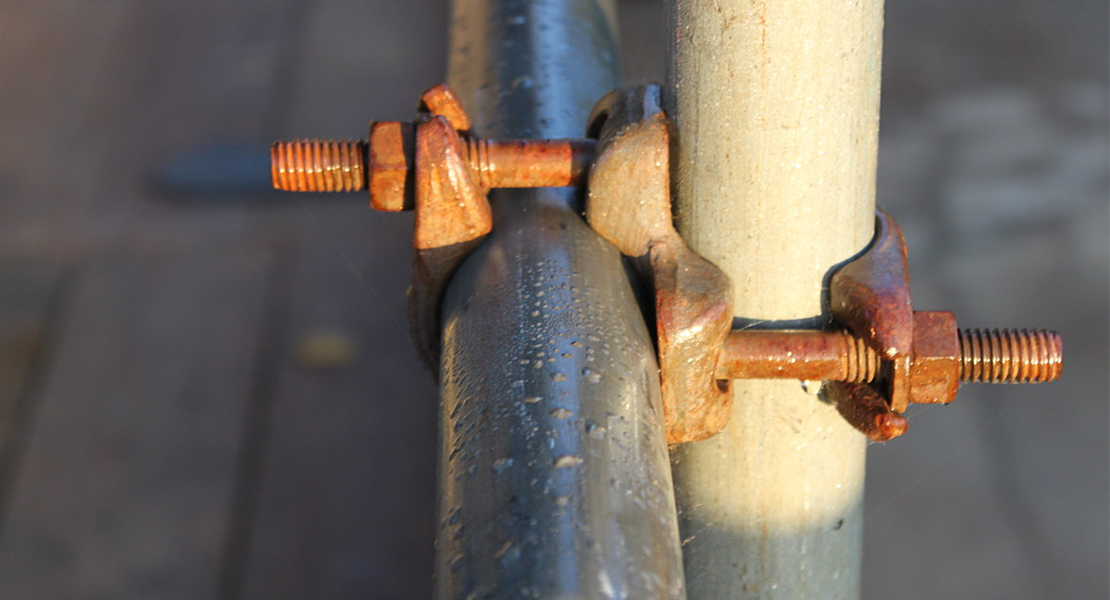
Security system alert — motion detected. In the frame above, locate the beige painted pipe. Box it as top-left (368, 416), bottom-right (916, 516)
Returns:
top-left (665, 0), bottom-right (883, 598)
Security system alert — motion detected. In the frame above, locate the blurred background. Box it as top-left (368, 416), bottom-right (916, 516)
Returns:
top-left (0, 0), bottom-right (1105, 598)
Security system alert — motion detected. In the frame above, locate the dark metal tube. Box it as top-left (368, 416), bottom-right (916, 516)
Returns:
top-left (435, 1), bottom-right (686, 598)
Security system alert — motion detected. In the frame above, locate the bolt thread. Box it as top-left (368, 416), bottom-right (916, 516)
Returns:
top-left (958, 328), bottom-right (1062, 383)
top-left (463, 137), bottom-right (493, 189)
top-left (271, 140), bottom-right (367, 192)
top-left (842, 330), bottom-right (882, 383)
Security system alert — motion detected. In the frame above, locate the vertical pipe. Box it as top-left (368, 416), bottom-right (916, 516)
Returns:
top-left (665, 0), bottom-right (883, 598)
top-left (435, 1), bottom-right (686, 598)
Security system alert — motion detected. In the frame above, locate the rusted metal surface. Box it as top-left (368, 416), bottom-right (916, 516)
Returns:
top-left (271, 140), bottom-right (366, 192)
top-left (270, 88), bottom-right (1064, 445)
top-left (271, 84), bottom-right (598, 371)
top-left (825, 213), bottom-right (1061, 422)
top-left (408, 115), bottom-right (492, 371)
top-left (585, 87), bottom-right (676, 256)
top-left (463, 138), bottom-right (595, 190)
top-left (829, 210), bottom-right (915, 413)
top-left (585, 85), bottom-right (732, 444)
top-left (716, 317), bottom-right (1062, 403)
top-left (959, 327), bottom-right (1063, 383)
top-left (651, 244), bottom-right (734, 443)
top-left (712, 213), bottom-right (1063, 441)
top-left (368, 121), bottom-right (414, 212)
top-left (272, 83), bottom-right (595, 212)
top-left (826, 382), bottom-right (910, 442)
top-left (717, 329), bottom-right (881, 383)
top-left (273, 129), bottom-right (593, 207)
top-left (907, 310), bottom-right (960, 405)
top-left (419, 83), bottom-right (471, 132)
top-left (580, 96), bottom-right (1064, 444)
top-left (411, 117), bottom-right (492, 251)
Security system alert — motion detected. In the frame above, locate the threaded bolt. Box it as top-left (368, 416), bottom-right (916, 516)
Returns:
top-left (836, 328), bottom-right (1063, 384)
top-left (717, 327), bottom-right (1062, 386)
top-left (841, 330), bottom-right (882, 383)
top-left (271, 133), bottom-right (595, 198)
top-left (271, 140), bottom-right (367, 192)
top-left (463, 137), bottom-right (495, 190)
top-left (716, 329), bottom-right (883, 383)
top-left (958, 328), bottom-right (1063, 384)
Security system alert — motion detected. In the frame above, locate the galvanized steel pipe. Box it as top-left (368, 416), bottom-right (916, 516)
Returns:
top-left (665, 0), bottom-right (883, 598)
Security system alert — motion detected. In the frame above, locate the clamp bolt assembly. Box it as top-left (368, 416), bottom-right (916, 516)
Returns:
top-left (717, 327), bottom-right (1062, 384)
top-left (271, 133), bottom-right (594, 208)
top-left (270, 84), bottom-right (600, 370)
top-left (268, 83), bottom-right (1064, 445)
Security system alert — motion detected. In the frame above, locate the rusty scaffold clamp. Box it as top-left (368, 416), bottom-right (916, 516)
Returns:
top-left (272, 84), bottom-right (594, 369)
top-left (271, 83), bottom-right (1063, 445)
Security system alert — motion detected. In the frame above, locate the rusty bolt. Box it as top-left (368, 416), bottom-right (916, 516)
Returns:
top-left (716, 329), bottom-right (882, 383)
top-left (271, 128), bottom-right (596, 210)
top-left (958, 327), bottom-right (1064, 383)
top-left (271, 140), bottom-right (366, 193)
top-left (460, 137), bottom-right (596, 190)
top-left (716, 313), bottom-right (1062, 405)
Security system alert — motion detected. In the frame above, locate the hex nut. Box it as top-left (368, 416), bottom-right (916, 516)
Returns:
top-left (368, 121), bottom-right (414, 212)
top-left (908, 311), bottom-right (960, 404)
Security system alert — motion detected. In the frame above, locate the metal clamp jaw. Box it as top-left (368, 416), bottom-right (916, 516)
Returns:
top-left (270, 83), bottom-right (1063, 445)
top-left (584, 85), bottom-right (733, 444)
top-left (273, 84), bottom-right (594, 370)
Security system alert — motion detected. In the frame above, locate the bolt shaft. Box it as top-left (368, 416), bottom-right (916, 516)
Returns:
top-left (463, 137), bottom-right (596, 190)
top-left (717, 327), bottom-right (1062, 386)
top-left (716, 330), bottom-right (882, 383)
top-left (271, 140), bottom-right (366, 192)
top-left (271, 136), bottom-right (595, 196)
